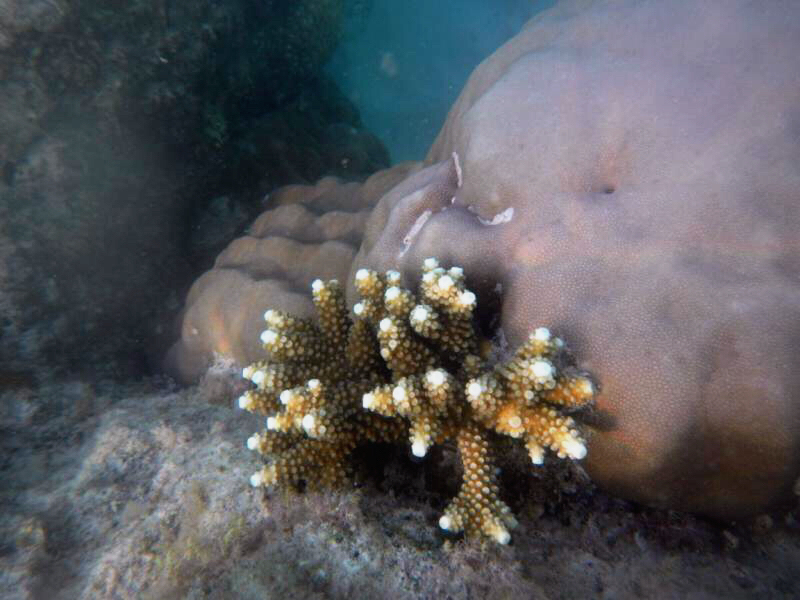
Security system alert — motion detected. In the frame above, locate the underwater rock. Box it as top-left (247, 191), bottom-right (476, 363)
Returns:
top-left (0, 0), bottom-right (384, 379)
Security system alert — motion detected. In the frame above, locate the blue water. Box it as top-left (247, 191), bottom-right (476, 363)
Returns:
top-left (328, 0), bottom-right (554, 162)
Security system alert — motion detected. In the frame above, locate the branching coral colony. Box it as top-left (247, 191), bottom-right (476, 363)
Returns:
top-left (237, 258), bottom-right (596, 544)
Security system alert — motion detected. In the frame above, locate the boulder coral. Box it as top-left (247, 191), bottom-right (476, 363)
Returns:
top-left (169, 0), bottom-right (800, 519)
top-left (352, 0), bottom-right (800, 518)
top-left (166, 165), bottom-right (418, 380)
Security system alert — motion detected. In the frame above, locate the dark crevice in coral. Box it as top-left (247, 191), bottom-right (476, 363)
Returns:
top-left (2, 161), bottom-right (14, 186)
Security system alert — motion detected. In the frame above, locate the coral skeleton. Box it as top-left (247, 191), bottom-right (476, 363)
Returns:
top-left (238, 258), bottom-right (596, 543)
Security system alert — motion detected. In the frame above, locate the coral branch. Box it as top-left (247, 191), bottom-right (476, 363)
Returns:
top-left (237, 259), bottom-right (596, 543)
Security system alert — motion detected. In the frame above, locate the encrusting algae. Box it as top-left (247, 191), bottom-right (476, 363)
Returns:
top-left (237, 258), bottom-right (596, 544)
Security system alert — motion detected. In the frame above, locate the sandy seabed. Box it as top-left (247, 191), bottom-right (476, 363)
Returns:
top-left (2, 368), bottom-right (798, 600)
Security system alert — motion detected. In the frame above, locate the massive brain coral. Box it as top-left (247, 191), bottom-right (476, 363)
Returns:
top-left (352, 0), bottom-right (800, 518)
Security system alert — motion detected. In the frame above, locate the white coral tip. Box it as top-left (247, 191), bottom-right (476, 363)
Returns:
top-left (437, 274), bottom-right (454, 290)
top-left (246, 434), bottom-right (259, 451)
top-left (448, 266), bottom-right (463, 277)
top-left (386, 270), bottom-right (401, 283)
top-left (529, 445), bottom-right (545, 465)
top-left (379, 317), bottom-right (392, 332)
top-left (392, 385), bottom-right (407, 401)
top-left (353, 302), bottom-right (364, 315)
top-left (410, 305), bottom-right (429, 323)
top-left (491, 525), bottom-right (511, 545)
top-left (251, 370), bottom-right (266, 386)
top-left (266, 416), bottom-right (277, 430)
top-left (423, 257), bottom-right (439, 270)
top-left (531, 360), bottom-right (554, 380)
top-left (263, 309), bottom-right (276, 322)
top-left (411, 439), bottom-right (428, 458)
top-left (242, 366), bottom-right (255, 379)
top-left (533, 327), bottom-right (551, 341)
top-left (563, 438), bottom-right (587, 460)
top-left (439, 515), bottom-right (452, 531)
top-left (279, 390), bottom-right (292, 405)
top-left (355, 268), bottom-right (369, 280)
top-left (260, 329), bottom-right (277, 345)
top-left (238, 394), bottom-right (252, 410)
top-left (249, 471), bottom-right (263, 487)
top-left (458, 291), bottom-right (476, 306)
top-left (302, 414), bottom-right (315, 432)
top-left (385, 286), bottom-right (400, 301)
top-left (311, 279), bottom-right (324, 292)
top-left (307, 378), bottom-right (320, 390)
top-left (426, 369), bottom-right (445, 386)
top-left (362, 392), bottom-right (374, 409)
top-left (467, 380), bottom-right (483, 398)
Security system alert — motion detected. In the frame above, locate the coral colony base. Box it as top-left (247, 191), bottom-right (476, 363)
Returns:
top-left (236, 259), bottom-right (596, 544)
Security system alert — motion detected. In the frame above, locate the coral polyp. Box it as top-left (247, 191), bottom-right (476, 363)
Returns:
top-left (237, 258), bottom-right (596, 543)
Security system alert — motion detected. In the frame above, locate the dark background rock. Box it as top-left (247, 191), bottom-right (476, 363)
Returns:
top-left (0, 0), bottom-right (388, 381)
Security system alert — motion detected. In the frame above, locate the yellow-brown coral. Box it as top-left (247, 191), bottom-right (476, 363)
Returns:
top-left (237, 258), bottom-right (596, 543)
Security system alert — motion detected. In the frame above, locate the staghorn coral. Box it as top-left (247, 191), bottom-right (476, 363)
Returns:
top-left (237, 258), bottom-right (595, 543)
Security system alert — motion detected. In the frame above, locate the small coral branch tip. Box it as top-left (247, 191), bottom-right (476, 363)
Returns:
top-left (533, 327), bottom-right (551, 341)
top-left (491, 526), bottom-right (511, 545)
top-left (362, 392), bottom-right (374, 409)
top-left (302, 414), bottom-right (315, 432)
top-left (531, 360), bottom-right (554, 380)
top-left (467, 380), bottom-right (483, 398)
top-left (563, 438), bottom-right (587, 460)
top-left (411, 439), bottom-right (428, 457)
top-left (426, 369), bottom-right (445, 386)
top-left (410, 306), bottom-right (429, 322)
